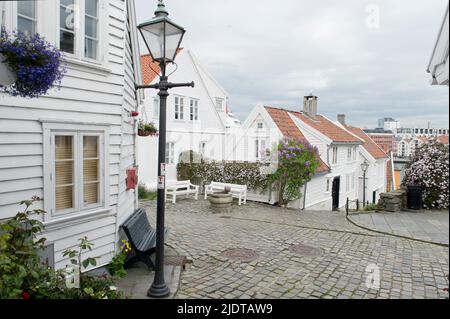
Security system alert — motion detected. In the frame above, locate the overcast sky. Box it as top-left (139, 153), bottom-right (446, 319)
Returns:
top-left (135, 0), bottom-right (449, 129)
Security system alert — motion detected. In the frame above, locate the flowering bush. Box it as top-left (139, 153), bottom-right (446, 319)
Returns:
top-left (402, 140), bottom-right (449, 209)
top-left (268, 138), bottom-right (319, 206)
top-left (0, 29), bottom-right (66, 98)
top-left (106, 240), bottom-right (132, 279)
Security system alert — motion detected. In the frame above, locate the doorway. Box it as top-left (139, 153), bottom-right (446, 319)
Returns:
top-left (332, 177), bottom-right (340, 210)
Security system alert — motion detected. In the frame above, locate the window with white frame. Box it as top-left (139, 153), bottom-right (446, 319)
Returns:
top-left (174, 96), bottom-right (184, 120)
top-left (351, 173), bottom-right (355, 190)
top-left (190, 99), bottom-right (199, 121)
top-left (215, 98), bottom-right (224, 111)
top-left (199, 142), bottom-right (206, 157)
top-left (326, 179), bottom-right (330, 192)
top-left (347, 147), bottom-right (352, 161)
top-left (17, 1), bottom-right (37, 36)
top-left (59, 0), bottom-right (100, 60)
top-left (257, 122), bottom-right (263, 129)
top-left (255, 139), bottom-right (266, 161)
top-left (332, 146), bottom-right (338, 164)
top-left (153, 97), bottom-right (160, 118)
top-left (165, 142), bottom-right (175, 164)
top-left (50, 130), bottom-right (105, 216)
top-left (345, 174), bottom-right (350, 192)
top-left (0, 2), bottom-right (5, 28)
top-left (352, 146), bottom-right (356, 160)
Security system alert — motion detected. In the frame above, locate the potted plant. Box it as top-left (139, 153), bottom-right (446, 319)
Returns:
top-left (0, 29), bottom-right (66, 98)
top-left (137, 120), bottom-right (158, 137)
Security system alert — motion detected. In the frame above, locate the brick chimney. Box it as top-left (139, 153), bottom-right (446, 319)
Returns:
top-left (337, 114), bottom-right (346, 125)
top-left (303, 95), bottom-right (318, 119)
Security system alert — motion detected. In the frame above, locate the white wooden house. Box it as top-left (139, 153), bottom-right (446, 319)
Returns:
top-left (138, 49), bottom-right (241, 189)
top-left (237, 95), bottom-right (388, 210)
top-left (427, 3), bottom-right (449, 86)
top-left (0, 0), bottom-right (142, 271)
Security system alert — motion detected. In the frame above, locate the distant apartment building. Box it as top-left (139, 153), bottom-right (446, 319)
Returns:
top-left (378, 118), bottom-right (400, 133)
top-left (363, 129), bottom-right (395, 154)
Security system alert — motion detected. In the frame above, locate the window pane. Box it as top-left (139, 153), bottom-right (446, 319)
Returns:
top-left (84, 182), bottom-right (99, 205)
top-left (85, 38), bottom-right (97, 59)
top-left (83, 136), bottom-right (98, 158)
top-left (18, 1), bottom-right (35, 18)
top-left (83, 159), bottom-right (98, 182)
top-left (56, 186), bottom-right (74, 211)
top-left (55, 136), bottom-right (73, 159)
top-left (55, 136), bottom-right (74, 211)
top-left (60, 6), bottom-right (74, 31)
top-left (85, 16), bottom-right (97, 38)
top-left (60, 30), bottom-right (75, 53)
top-left (85, 0), bottom-right (98, 17)
top-left (17, 17), bottom-right (35, 36)
top-left (56, 161), bottom-right (73, 185)
top-left (61, 0), bottom-right (75, 7)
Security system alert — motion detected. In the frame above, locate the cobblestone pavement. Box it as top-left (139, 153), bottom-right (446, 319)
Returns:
top-left (142, 199), bottom-right (449, 299)
top-left (349, 210), bottom-right (449, 245)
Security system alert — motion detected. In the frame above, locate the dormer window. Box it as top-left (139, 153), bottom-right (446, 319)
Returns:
top-left (215, 98), bottom-right (224, 111)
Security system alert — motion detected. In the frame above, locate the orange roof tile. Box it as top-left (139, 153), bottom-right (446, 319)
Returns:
top-left (344, 125), bottom-right (388, 159)
top-left (437, 135), bottom-right (449, 144)
top-left (140, 54), bottom-right (160, 85)
top-left (265, 107), bottom-right (330, 174)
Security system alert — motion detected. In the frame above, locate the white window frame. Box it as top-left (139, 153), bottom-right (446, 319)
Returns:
top-left (16, 0), bottom-right (38, 36)
top-left (190, 98), bottom-right (199, 121)
top-left (257, 122), bottom-right (264, 129)
top-left (215, 97), bottom-right (224, 111)
top-left (351, 173), bottom-right (356, 190)
top-left (199, 141), bottom-right (206, 157)
top-left (57, 0), bottom-right (105, 64)
top-left (325, 179), bottom-right (331, 193)
top-left (174, 96), bottom-right (185, 121)
top-left (255, 139), bottom-right (266, 161)
top-left (153, 97), bottom-right (160, 118)
top-left (2, 1), bottom-right (41, 34)
top-left (165, 142), bottom-right (175, 164)
top-left (345, 174), bottom-right (350, 192)
top-left (42, 121), bottom-right (110, 221)
top-left (347, 147), bottom-right (352, 161)
top-left (332, 146), bottom-right (338, 164)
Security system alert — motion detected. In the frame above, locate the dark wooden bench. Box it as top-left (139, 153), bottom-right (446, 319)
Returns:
top-left (120, 208), bottom-right (168, 270)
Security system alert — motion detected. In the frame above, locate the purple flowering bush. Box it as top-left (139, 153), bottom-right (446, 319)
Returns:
top-left (0, 29), bottom-right (65, 98)
top-left (402, 140), bottom-right (449, 209)
top-left (268, 138), bottom-right (319, 206)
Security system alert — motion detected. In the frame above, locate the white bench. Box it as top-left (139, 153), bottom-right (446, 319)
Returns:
top-left (204, 182), bottom-right (247, 205)
top-left (165, 180), bottom-right (199, 204)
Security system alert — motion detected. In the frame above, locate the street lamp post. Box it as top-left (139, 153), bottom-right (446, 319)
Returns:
top-left (361, 161), bottom-right (369, 207)
top-left (135, 0), bottom-right (194, 298)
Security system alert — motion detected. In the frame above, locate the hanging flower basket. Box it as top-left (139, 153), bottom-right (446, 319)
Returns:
top-left (137, 120), bottom-right (158, 137)
top-left (0, 29), bottom-right (66, 98)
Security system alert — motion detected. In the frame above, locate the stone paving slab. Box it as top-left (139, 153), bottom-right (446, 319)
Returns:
top-left (350, 210), bottom-right (449, 245)
top-left (137, 199), bottom-right (449, 299)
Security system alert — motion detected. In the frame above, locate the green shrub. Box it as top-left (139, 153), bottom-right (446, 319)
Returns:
top-left (0, 198), bottom-right (124, 299)
top-left (138, 184), bottom-right (157, 200)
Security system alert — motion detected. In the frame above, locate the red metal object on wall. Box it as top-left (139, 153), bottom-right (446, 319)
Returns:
top-left (126, 168), bottom-right (138, 190)
top-left (130, 111), bottom-right (139, 117)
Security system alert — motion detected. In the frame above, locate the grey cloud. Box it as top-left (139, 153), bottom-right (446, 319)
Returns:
top-left (135, 0), bottom-right (449, 128)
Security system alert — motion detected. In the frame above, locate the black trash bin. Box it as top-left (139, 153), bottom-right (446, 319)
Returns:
top-left (407, 185), bottom-right (423, 210)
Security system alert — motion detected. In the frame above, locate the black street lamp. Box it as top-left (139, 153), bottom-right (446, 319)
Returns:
top-left (135, 0), bottom-right (194, 298)
top-left (361, 160), bottom-right (369, 207)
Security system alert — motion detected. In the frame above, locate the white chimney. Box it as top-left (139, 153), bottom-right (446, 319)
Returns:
top-left (303, 95), bottom-right (318, 118)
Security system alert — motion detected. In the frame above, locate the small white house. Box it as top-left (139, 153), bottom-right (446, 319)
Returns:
top-left (0, 0), bottom-right (142, 271)
top-left (237, 96), bottom-right (371, 211)
top-left (427, 3), bottom-right (449, 86)
top-left (138, 49), bottom-right (241, 189)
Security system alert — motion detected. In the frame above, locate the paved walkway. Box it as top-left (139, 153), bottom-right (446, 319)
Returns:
top-left (139, 199), bottom-right (448, 299)
top-left (349, 210), bottom-right (449, 245)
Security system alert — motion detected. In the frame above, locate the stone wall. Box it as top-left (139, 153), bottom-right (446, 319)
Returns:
top-left (378, 190), bottom-right (407, 212)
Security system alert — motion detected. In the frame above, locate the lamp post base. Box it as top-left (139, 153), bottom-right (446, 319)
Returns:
top-left (147, 283), bottom-right (170, 298)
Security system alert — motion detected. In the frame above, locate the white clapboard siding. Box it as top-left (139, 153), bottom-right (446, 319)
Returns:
top-left (0, 0), bottom-right (139, 269)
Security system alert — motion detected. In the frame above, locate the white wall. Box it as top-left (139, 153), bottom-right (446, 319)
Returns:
top-left (0, 0), bottom-right (138, 270)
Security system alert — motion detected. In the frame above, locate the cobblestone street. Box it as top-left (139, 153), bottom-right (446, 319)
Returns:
top-left (142, 199), bottom-right (449, 299)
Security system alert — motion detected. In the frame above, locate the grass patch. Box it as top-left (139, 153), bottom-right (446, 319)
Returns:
top-left (138, 184), bottom-right (157, 201)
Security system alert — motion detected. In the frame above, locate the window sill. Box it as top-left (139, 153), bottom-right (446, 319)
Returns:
top-left (61, 55), bottom-right (111, 76)
top-left (42, 207), bottom-right (114, 232)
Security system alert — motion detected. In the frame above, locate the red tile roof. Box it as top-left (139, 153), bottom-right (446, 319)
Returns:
top-left (290, 111), bottom-right (363, 143)
top-left (140, 54), bottom-right (160, 85)
top-left (344, 125), bottom-right (388, 159)
top-left (265, 107), bottom-right (330, 173)
top-left (437, 135), bottom-right (449, 144)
